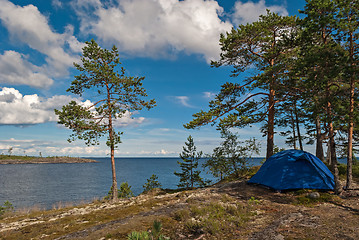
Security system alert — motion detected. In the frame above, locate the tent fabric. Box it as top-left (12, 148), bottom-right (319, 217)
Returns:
top-left (248, 149), bottom-right (335, 191)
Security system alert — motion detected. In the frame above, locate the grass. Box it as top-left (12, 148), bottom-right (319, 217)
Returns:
top-left (172, 193), bottom-right (255, 239)
top-left (289, 189), bottom-right (340, 206)
top-left (0, 192), bottom-right (180, 240)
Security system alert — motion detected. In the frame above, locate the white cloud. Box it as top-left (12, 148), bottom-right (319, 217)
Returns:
top-left (0, 87), bottom-right (149, 127)
top-left (0, 87), bottom-right (76, 124)
top-left (0, 0), bottom-right (83, 85)
top-left (0, 51), bottom-right (53, 88)
top-left (174, 96), bottom-right (194, 108)
top-left (203, 91), bottom-right (216, 99)
top-left (52, 0), bottom-right (63, 8)
top-left (113, 111), bottom-right (146, 127)
top-left (0, 138), bottom-right (109, 157)
top-left (232, 0), bottom-right (288, 25)
top-left (73, 0), bottom-right (232, 62)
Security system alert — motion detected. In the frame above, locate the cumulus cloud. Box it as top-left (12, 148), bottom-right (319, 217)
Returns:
top-left (0, 0), bottom-right (83, 86)
top-left (113, 111), bottom-right (146, 127)
top-left (73, 0), bottom-right (232, 62)
top-left (0, 87), bottom-right (149, 126)
top-left (232, 0), bottom-right (288, 25)
top-left (0, 87), bottom-right (76, 124)
top-left (0, 51), bottom-right (53, 88)
top-left (0, 138), bottom-right (108, 156)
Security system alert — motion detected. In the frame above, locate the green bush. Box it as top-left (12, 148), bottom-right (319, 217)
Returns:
top-left (143, 174), bottom-right (162, 193)
top-left (0, 201), bottom-right (14, 218)
top-left (105, 182), bottom-right (134, 200)
top-left (118, 182), bottom-right (134, 198)
top-left (127, 220), bottom-right (169, 240)
top-left (337, 163), bottom-right (359, 178)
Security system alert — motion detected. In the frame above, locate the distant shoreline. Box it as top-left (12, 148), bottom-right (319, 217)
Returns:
top-left (0, 156), bottom-right (98, 164)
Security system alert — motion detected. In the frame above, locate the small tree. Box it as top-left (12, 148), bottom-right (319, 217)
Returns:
top-left (143, 174), bottom-right (162, 193)
top-left (0, 201), bottom-right (14, 218)
top-left (105, 182), bottom-right (134, 199)
top-left (174, 135), bottom-right (204, 189)
top-left (7, 147), bottom-right (13, 156)
top-left (205, 130), bottom-right (260, 180)
top-left (55, 40), bottom-right (155, 201)
top-left (118, 182), bottom-right (134, 198)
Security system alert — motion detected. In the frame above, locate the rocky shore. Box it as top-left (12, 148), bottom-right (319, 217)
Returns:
top-left (0, 156), bottom-right (98, 164)
top-left (1, 180), bottom-right (358, 239)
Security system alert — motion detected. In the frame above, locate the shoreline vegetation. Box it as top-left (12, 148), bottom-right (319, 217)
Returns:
top-left (0, 155), bottom-right (98, 164)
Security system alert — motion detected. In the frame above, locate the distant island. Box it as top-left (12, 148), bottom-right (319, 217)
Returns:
top-left (0, 155), bottom-right (98, 164)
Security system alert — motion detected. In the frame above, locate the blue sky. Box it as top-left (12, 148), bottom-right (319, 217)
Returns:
top-left (0, 0), bottom-right (308, 157)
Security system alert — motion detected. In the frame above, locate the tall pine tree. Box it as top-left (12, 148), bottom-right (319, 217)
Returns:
top-left (55, 40), bottom-right (156, 201)
top-left (185, 11), bottom-right (299, 160)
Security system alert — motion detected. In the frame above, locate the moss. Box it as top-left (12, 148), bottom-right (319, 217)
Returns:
top-left (293, 192), bottom-right (335, 206)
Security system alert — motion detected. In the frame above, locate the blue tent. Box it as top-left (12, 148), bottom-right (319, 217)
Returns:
top-left (248, 149), bottom-right (335, 191)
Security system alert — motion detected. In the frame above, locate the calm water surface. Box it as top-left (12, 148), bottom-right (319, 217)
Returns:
top-left (0, 156), bottom-right (345, 209)
top-left (1, 157), bottom-right (263, 209)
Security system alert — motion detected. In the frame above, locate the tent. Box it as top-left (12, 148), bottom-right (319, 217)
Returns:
top-left (248, 149), bottom-right (335, 191)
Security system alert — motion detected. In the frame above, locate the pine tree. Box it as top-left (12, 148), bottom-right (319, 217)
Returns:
top-left (335, 0), bottom-right (359, 190)
top-left (299, 0), bottom-right (346, 194)
top-left (55, 40), bottom-right (155, 201)
top-left (174, 136), bottom-right (203, 189)
top-left (184, 11), bottom-right (299, 160)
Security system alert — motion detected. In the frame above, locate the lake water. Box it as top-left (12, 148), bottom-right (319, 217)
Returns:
top-left (0, 157), bottom-right (263, 210)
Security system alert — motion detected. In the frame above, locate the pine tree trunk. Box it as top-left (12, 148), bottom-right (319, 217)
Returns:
top-left (347, 102), bottom-right (354, 190)
top-left (107, 83), bottom-right (118, 202)
top-left (294, 104), bottom-right (303, 151)
top-left (315, 117), bottom-right (325, 162)
top-left (111, 143), bottom-right (118, 201)
top-left (326, 142), bottom-right (331, 166)
top-left (346, 80), bottom-right (354, 189)
top-left (346, 32), bottom-right (355, 190)
top-left (290, 110), bottom-right (297, 149)
top-left (327, 100), bottom-right (342, 194)
top-left (266, 86), bottom-right (275, 159)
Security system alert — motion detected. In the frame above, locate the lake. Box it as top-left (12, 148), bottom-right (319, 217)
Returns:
top-left (0, 157), bottom-right (263, 210)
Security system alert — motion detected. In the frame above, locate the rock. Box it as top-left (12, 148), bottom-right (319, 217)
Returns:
top-left (274, 234), bottom-right (285, 240)
top-left (308, 192), bottom-right (320, 199)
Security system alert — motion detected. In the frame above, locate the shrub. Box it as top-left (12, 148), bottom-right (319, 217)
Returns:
top-left (127, 220), bottom-right (169, 240)
top-left (118, 182), bottom-right (134, 198)
top-left (337, 163), bottom-right (359, 178)
top-left (105, 182), bottom-right (134, 200)
top-left (0, 201), bottom-right (14, 218)
top-left (175, 199), bottom-right (253, 237)
top-left (143, 174), bottom-right (162, 193)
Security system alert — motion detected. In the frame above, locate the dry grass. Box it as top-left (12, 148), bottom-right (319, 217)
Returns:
top-left (1, 180), bottom-right (359, 240)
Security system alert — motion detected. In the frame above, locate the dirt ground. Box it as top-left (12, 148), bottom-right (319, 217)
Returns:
top-left (1, 180), bottom-right (358, 240)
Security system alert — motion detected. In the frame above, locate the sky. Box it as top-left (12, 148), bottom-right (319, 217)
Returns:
top-left (0, 0), bottom-right (308, 157)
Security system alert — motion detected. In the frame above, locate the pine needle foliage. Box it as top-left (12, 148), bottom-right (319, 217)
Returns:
top-left (174, 136), bottom-right (204, 189)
